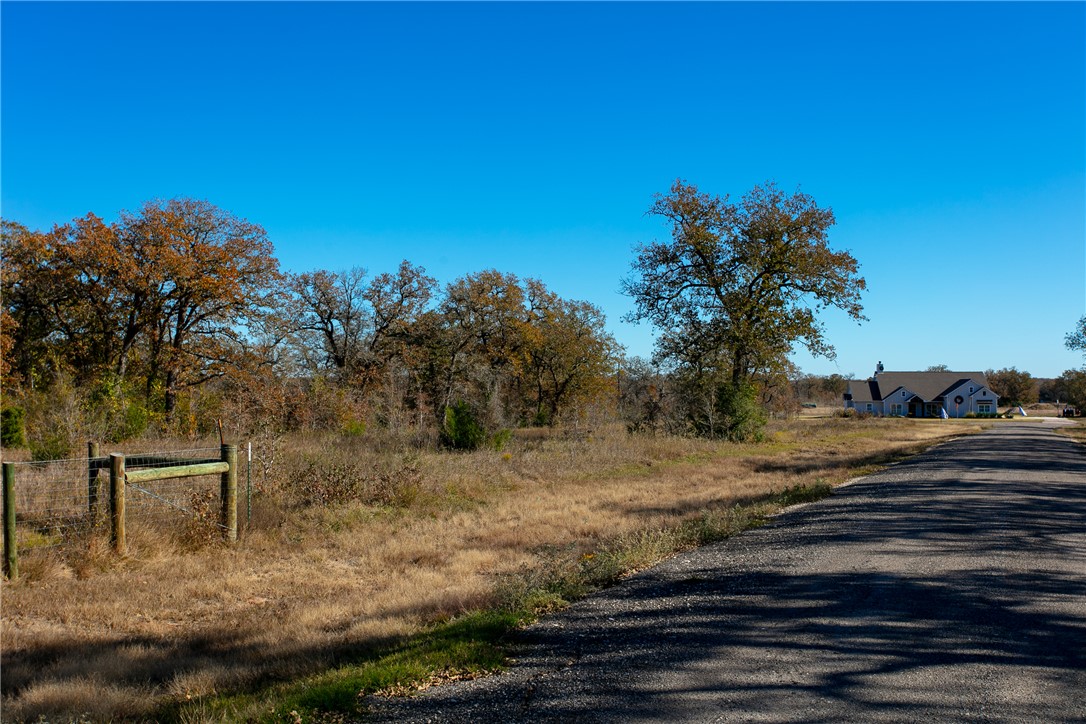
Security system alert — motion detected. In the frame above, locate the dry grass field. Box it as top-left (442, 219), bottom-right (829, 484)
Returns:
top-left (1, 416), bottom-right (987, 722)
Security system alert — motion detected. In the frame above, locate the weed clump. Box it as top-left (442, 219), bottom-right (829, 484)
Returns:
top-left (289, 458), bottom-right (421, 508)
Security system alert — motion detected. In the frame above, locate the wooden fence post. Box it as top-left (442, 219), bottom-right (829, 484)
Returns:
top-left (87, 441), bottom-right (100, 524)
top-left (220, 444), bottom-right (237, 543)
top-left (110, 453), bottom-right (126, 555)
top-left (3, 462), bottom-right (17, 580)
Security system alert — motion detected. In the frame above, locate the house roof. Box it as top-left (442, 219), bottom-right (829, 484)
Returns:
top-left (846, 379), bottom-right (881, 402)
top-left (848, 371), bottom-right (991, 402)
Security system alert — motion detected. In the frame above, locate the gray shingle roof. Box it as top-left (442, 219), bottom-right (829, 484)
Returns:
top-left (847, 371), bottom-right (991, 403)
top-left (845, 379), bottom-right (881, 402)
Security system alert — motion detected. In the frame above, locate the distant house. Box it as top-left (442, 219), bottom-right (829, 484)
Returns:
top-left (843, 362), bottom-right (1000, 418)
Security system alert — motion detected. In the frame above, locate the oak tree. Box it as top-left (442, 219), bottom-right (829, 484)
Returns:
top-left (523, 279), bottom-right (619, 424)
top-left (287, 267), bottom-right (370, 377)
top-left (120, 198), bottom-right (282, 414)
top-left (1, 220), bottom-right (55, 386)
top-left (624, 180), bottom-right (866, 439)
top-left (985, 367), bottom-right (1037, 407)
top-left (1066, 316), bottom-right (1086, 355)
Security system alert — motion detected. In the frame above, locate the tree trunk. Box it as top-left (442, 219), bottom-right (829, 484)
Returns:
top-left (164, 369), bottom-right (177, 417)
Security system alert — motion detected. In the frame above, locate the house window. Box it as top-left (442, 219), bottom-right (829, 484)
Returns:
top-left (901, 391), bottom-right (906, 397)
top-left (890, 403), bottom-right (904, 416)
top-left (977, 402), bottom-right (993, 413)
top-left (866, 403), bottom-right (873, 412)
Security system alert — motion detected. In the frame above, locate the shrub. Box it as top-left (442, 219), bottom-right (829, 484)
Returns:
top-left (714, 382), bottom-right (766, 442)
top-left (342, 419), bottom-right (367, 437)
top-left (289, 458), bottom-right (422, 509)
top-left (292, 460), bottom-right (366, 507)
top-left (181, 489), bottom-right (222, 549)
top-left (30, 432), bottom-right (74, 461)
top-left (1, 407), bottom-right (26, 447)
top-left (366, 459), bottom-right (422, 508)
top-left (490, 428), bottom-right (513, 451)
top-left (440, 401), bottom-right (486, 451)
top-left (86, 372), bottom-right (157, 442)
top-left (118, 400), bottom-right (153, 441)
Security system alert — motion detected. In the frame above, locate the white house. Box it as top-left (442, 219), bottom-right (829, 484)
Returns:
top-left (843, 362), bottom-right (1000, 418)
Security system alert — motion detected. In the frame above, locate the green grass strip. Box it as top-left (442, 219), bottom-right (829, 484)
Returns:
top-left (179, 481), bottom-right (833, 723)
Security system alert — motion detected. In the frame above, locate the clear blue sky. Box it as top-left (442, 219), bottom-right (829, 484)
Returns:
top-left (3, 2), bottom-right (1084, 379)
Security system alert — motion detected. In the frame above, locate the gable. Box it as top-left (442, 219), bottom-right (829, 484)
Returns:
top-left (881, 385), bottom-right (919, 402)
top-left (942, 379), bottom-right (980, 398)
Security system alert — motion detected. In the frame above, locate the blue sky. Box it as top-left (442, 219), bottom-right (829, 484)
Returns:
top-left (3, 2), bottom-right (1084, 379)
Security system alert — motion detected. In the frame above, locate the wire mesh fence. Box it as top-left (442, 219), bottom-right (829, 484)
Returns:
top-left (7, 456), bottom-right (96, 552)
top-left (3, 445), bottom-right (238, 572)
top-left (123, 447), bottom-right (226, 534)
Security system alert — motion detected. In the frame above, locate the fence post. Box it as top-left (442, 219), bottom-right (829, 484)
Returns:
top-left (88, 441), bottom-right (100, 524)
top-left (246, 441), bottom-right (252, 529)
top-left (110, 453), bottom-right (126, 555)
top-left (3, 462), bottom-right (17, 580)
top-left (220, 444), bottom-right (237, 543)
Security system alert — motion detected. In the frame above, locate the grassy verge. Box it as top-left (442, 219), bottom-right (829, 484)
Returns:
top-left (187, 481), bottom-right (833, 722)
top-left (1056, 420), bottom-right (1086, 443)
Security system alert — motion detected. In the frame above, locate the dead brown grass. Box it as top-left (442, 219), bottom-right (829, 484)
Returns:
top-left (1056, 419), bottom-right (1086, 443)
top-left (0, 417), bottom-right (981, 722)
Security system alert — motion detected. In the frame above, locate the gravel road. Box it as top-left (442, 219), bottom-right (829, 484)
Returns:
top-left (369, 421), bottom-right (1086, 723)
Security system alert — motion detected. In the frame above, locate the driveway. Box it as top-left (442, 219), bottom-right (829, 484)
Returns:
top-left (370, 421), bottom-right (1086, 722)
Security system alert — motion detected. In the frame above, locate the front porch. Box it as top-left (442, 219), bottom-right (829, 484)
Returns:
top-left (908, 398), bottom-right (947, 418)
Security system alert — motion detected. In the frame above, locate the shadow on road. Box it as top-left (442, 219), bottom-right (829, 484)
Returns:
top-left (375, 422), bottom-right (1086, 722)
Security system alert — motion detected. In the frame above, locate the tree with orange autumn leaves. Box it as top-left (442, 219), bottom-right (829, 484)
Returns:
top-left (2, 199), bottom-right (620, 443)
top-left (2, 200), bottom-right (282, 418)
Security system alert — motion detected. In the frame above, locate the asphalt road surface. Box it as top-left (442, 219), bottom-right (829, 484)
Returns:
top-left (370, 420), bottom-right (1086, 723)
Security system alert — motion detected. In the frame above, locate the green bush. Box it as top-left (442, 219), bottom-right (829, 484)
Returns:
top-left (713, 382), bottom-right (766, 442)
top-left (119, 400), bottom-right (152, 440)
top-left (30, 432), bottom-right (73, 461)
top-left (1, 407), bottom-right (26, 447)
top-left (87, 373), bottom-right (157, 441)
top-left (342, 418), bottom-right (367, 437)
top-left (440, 400), bottom-right (487, 451)
top-left (490, 428), bottom-right (513, 451)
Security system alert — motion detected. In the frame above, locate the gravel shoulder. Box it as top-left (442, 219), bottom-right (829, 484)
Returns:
top-left (368, 421), bottom-right (1086, 723)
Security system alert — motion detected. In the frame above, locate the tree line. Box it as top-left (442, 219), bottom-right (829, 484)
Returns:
top-left (9, 181), bottom-right (1072, 457)
top-left (1, 199), bottom-right (619, 453)
top-left (3, 181), bottom-right (878, 452)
